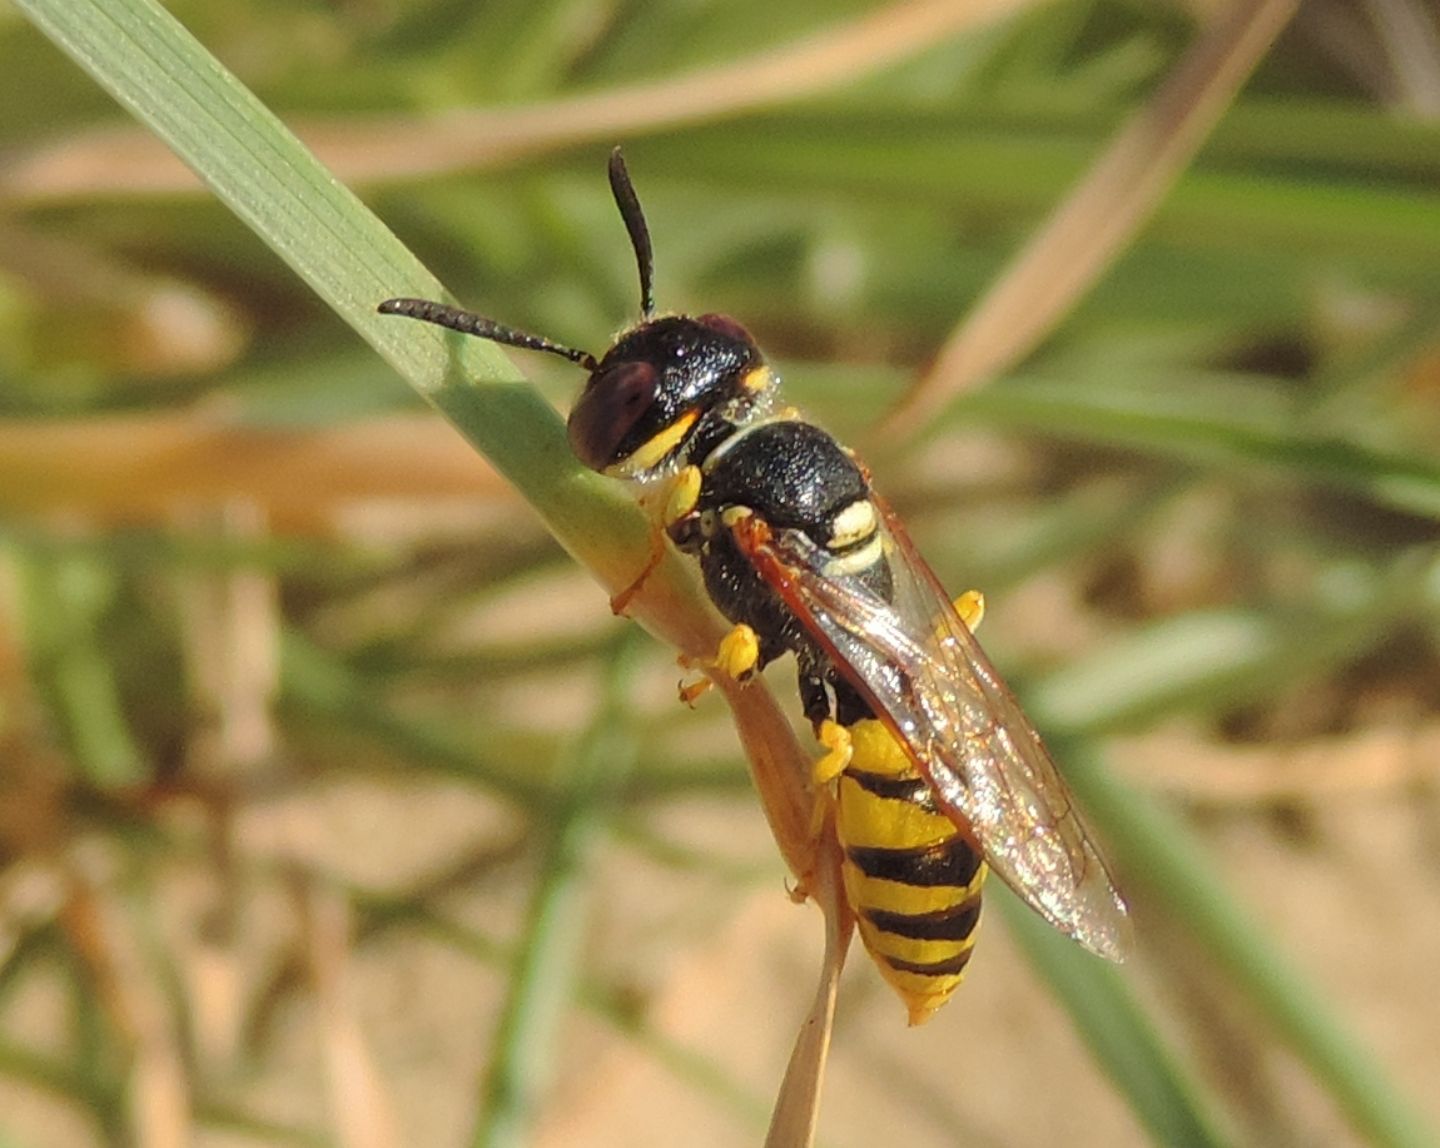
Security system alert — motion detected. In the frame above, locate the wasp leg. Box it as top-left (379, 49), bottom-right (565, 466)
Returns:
top-left (813, 718), bottom-right (853, 785)
top-left (789, 717), bottom-right (852, 904)
top-left (609, 540), bottom-right (663, 617)
top-left (677, 623), bottom-right (761, 705)
top-left (795, 666), bottom-right (853, 785)
top-left (796, 718), bottom-right (853, 898)
top-left (787, 667), bottom-right (850, 902)
top-left (953, 589), bottom-right (985, 631)
top-left (610, 466), bottom-right (705, 616)
top-left (664, 465), bottom-right (704, 532)
top-left (797, 666), bottom-right (833, 728)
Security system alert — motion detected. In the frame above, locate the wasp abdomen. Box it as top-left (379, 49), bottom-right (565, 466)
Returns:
top-left (835, 720), bottom-right (987, 1026)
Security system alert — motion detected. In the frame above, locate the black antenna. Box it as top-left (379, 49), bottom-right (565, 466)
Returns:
top-left (607, 147), bottom-right (655, 318)
top-left (377, 298), bottom-right (598, 371)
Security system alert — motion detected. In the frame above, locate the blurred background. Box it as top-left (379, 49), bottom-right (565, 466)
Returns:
top-left (2, 0), bottom-right (1440, 1145)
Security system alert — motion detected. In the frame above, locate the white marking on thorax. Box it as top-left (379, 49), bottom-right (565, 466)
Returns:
top-left (822, 532), bottom-right (885, 577)
top-left (828, 498), bottom-right (878, 550)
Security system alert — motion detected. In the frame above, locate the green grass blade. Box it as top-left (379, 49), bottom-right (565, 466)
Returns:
top-left (18, 4), bottom-right (1439, 1146)
top-left (955, 373), bottom-right (1440, 519)
top-left (10, 546), bottom-right (145, 785)
top-left (280, 629), bottom-right (560, 808)
top-left (472, 630), bottom-right (643, 1148)
top-left (1058, 743), bottom-right (1440, 1148)
top-left (342, 886), bottom-right (774, 1137)
top-left (996, 889), bottom-right (1234, 1148)
top-left (13, 0), bottom-right (644, 578)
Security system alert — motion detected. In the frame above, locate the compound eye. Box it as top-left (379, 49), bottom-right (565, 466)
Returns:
top-left (566, 359), bottom-right (660, 471)
top-left (695, 313), bottom-right (753, 345)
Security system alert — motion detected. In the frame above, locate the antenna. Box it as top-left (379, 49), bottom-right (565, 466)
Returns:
top-left (607, 147), bottom-right (655, 318)
top-left (377, 298), bottom-right (598, 371)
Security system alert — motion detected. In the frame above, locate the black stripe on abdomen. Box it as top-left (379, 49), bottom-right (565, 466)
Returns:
top-left (846, 768), bottom-right (938, 808)
top-left (864, 898), bottom-right (981, 942)
top-left (882, 948), bottom-right (976, 978)
top-left (846, 839), bottom-right (984, 888)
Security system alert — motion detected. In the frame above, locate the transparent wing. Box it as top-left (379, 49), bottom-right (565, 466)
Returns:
top-left (731, 505), bottom-right (1131, 961)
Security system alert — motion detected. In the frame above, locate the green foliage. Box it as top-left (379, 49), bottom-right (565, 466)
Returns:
top-left (3, 1), bottom-right (1439, 1146)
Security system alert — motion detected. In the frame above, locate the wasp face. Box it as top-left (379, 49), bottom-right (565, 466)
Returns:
top-left (566, 313), bottom-right (773, 479)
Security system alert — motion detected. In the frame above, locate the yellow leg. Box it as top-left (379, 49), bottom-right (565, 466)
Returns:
top-left (792, 722), bottom-right (850, 905)
top-left (610, 467), bottom-right (706, 617)
top-left (797, 720), bottom-right (854, 898)
top-left (715, 624), bottom-right (761, 679)
top-left (664, 464), bottom-right (703, 527)
top-left (953, 589), bottom-right (984, 631)
top-left (812, 719), bottom-right (853, 785)
top-left (677, 623), bottom-right (761, 705)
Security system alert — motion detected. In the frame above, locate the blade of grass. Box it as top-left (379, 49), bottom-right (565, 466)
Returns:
top-left (304, 885), bottom-right (400, 1148)
top-left (0, 410), bottom-right (514, 525)
top-left (57, 877), bottom-right (191, 1148)
top-left (11, 547), bottom-right (146, 786)
top-left (996, 888), bottom-right (1234, 1148)
top-left (2, 0), bottom-right (1039, 204)
top-left (883, 0), bottom-right (1299, 436)
top-left (629, 117), bottom-right (1440, 264)
top-left (1369, 0), bottom-right (1440, 116)
top-left (16, 0), bottom-right (820, 883)
top-left (12, 0), bottom-right (631, 567)
top-left (1008, 552), bottom-right (1440, 1146)
top-left (472, 630), bottom-right (643, 1148)
top-left (9, 12), bottom-right (848, 1139)
top-left (1056, 741), bottom-right (1440, 1148)
top-left (952, 371), bottom-right (1440, 520)
top-left (1031, 544), bottom-right (1440, 737)
top-left (764, 840), bottom-right (849, 1148)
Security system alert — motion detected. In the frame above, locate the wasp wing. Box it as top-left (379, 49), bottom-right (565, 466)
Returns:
top-left (732, 506), bottom-right (1131, 962)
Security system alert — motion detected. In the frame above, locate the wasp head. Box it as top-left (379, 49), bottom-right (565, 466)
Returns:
top-left (566, 313), bottom-right (774, 480)
top-left (378, 152), bottom-right (777, 482)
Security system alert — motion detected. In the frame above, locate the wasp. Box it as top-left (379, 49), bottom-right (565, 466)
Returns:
top-left (380, 150), bottom-right (1130, 1024)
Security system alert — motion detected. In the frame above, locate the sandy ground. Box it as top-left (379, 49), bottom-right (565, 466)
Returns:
top-left (6, 743), bottom-right (1425, 1148)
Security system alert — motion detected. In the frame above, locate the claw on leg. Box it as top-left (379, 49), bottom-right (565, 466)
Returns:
top-left (676, 623), bottom-right (761, 705)
top-left (610, 540), bottom-right (664, 616)
top-left (677, 673), bottom-right (713, 707)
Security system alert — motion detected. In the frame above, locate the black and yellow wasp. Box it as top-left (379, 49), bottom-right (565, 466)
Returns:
top-left (380, 150), bottom-right (1130, 1024)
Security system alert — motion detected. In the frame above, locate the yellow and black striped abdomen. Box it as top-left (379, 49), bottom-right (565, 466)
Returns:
top-left (834, 720), bottom-right (987, 1026)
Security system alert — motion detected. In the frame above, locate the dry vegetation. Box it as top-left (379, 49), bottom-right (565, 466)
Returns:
top-left (2, 1), bottom-right (1440, 1146)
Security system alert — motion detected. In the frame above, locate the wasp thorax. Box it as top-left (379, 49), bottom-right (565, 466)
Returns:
top-left (566, 313), bottom-right (768, 478)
